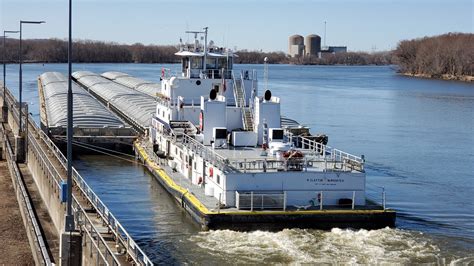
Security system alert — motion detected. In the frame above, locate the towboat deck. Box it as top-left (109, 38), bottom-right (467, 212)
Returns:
top-left (213, 146), bottom-right (363, 173)
top-left (135, 138), bottom-right (396, 229)
top-left (162, 164), bottom-right (221, 210)
top-left (137, 138), bottom-right (390, 206)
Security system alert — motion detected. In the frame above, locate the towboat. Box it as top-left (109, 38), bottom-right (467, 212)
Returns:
top-left (135, 28), bottom-right (396, 230)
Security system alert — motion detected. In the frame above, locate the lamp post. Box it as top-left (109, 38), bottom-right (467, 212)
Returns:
top-left (65, 0), bottom-right (74, 232)
top-left (2, 30), bottom-right (19, 121)
top-left (18, 20), bottom-right (45, 135)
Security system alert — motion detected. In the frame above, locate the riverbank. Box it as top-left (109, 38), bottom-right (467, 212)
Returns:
top-left (402, 72), bottom-right (474, 82)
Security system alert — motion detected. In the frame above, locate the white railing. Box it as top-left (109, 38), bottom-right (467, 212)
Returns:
top-left (232, 71), bottom-right (254, 131)
top-left (287, 133), bottom-right (365, 171)
top-left (232, 73), bottom-right (245, 108)
top-left (180, 133), bottom-right (231, 171)
top-left (239, 71), bottom-right (254, 131)
top-left (235, 189), bottom-right (386, 211)
top-left (236, 191), bottom-right (286, 211)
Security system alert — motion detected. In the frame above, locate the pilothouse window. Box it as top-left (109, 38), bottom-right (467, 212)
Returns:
top-left (217, 58), bottom-right (227, 69)
top-left (191, 58), bottom-right (202, 69)
top-left (206, 58), bottom-right (217, 69)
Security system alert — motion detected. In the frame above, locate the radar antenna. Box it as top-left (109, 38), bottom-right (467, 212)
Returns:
top-left (185, 27), bottom-right (209, 71)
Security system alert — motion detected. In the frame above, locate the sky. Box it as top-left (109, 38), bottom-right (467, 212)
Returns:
top-left (0, 0), bottom-right (472, 52)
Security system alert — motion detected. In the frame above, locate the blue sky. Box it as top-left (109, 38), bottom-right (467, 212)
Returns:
top-left (1, 0), bottom-right (472, 52)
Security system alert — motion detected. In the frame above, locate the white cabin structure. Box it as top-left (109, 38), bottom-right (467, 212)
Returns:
top-left (149, 29), bottom-right (367, 210)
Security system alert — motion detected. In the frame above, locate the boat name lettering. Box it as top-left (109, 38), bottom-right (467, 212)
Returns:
top-left (306, 178), bottom-right (345, 183)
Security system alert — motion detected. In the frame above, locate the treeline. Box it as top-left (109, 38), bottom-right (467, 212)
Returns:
top-left (3, 37), bottom-right (394, 65)
top-left (234, 50), bottom-right (394, 65)
top-left (394, 33), bottom-right (474, 78)
top-left (3, 38), bottom-right (178, 63)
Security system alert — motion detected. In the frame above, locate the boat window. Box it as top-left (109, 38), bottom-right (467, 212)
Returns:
top-left (191, 57), bottom-right (203, 69)
top-left (216, 174), bottom-right (220, 185)
top-left (217, 58), bottom-right (228, 69)
top-left (182, 58), bottom-right (189, 73)
top-left (206, 58), bottom-right (217, 69)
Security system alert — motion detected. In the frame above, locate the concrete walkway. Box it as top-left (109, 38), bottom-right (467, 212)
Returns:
top-left (0, 161), bottom-right (34, 264)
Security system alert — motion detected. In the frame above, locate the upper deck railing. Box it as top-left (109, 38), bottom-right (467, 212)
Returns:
top-left (180, 133), bottom-right (233, 172)
top-left (288, 133), bottom-right (365, 166)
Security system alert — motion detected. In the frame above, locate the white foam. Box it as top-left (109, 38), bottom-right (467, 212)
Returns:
top-left (189, 227), bottom-right (456, 264)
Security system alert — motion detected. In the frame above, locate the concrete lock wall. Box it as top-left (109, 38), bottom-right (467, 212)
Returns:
top-left (27, 143), bottom-right (66, 234)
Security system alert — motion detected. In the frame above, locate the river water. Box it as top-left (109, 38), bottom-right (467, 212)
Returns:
top-left (3, 63), bottom-right (473, 264)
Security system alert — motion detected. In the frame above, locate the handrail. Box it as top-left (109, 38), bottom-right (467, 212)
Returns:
top-left (179, 133), bottom-right (232, 172)
top-left (239, 71), bottom-right (254, 131)
top-left (239, 71), bottom-right (248, 108)
top-left (232, 72), bottom-right (253, 131)
top-left (2, 125), bottom-right (52, 265)
top-left (28, 131), bottom-right (121, 265)
top-left (286, 132), bottom-right (364, 169)
top-left (236, 189), bottom-right (385, 211)
top-left (71, 194), bottom-right (120, 265)
top-left (37, 130), bottom-right (153, 266)
top-left (231, 73), bottom-right (241, 107)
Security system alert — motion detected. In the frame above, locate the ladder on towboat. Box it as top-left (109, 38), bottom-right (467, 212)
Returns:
top-left (233, 73), bottom-right (254, 131)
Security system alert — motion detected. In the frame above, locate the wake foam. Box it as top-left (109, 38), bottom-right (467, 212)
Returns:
top-left (189, 227), bottom-right (470, 264)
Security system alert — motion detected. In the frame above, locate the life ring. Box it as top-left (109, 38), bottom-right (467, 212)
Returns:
top-left (198, 176), bottom-right (203, 185)
top-left (209, 167), bottom-right (214, 178)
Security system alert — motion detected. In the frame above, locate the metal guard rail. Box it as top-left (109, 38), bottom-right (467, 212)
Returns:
top-left (72, 194), bottom-right (120, 265)
top-left (37, 130), bottom-right (153, 265)
top-left (180, 133), bottom-right (232, 172)
top-left (287, 133), bottom-right (365, 167)
top-left (235, 189), bottom-right (386, 211)
top-left (27, 121), bottom-right (122, 265)
top-left (2, 125), bottom-right (52, 265)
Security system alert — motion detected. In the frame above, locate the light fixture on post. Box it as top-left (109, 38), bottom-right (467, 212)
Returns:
top-left (2, 30), bottom-right (19, 122)
top-left (17, 20), bottom-right (45, 162)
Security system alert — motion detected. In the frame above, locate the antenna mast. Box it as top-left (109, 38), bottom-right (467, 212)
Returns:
top-left (264, 57), bottom-right (269, 92)
top-left (186, 27), bottom-right (208, 72)
top-left (324, 21), bottom-right (327, 47)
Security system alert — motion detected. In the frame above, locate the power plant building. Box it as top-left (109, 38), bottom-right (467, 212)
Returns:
top-left (305, 34), bottom-right (321, 56)
top-left (288, 34), bottom-right (305, 57)
top-left (321, 46), bottom-right (348, 53)
top-left (288, 33), bottom-right (346, 57)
